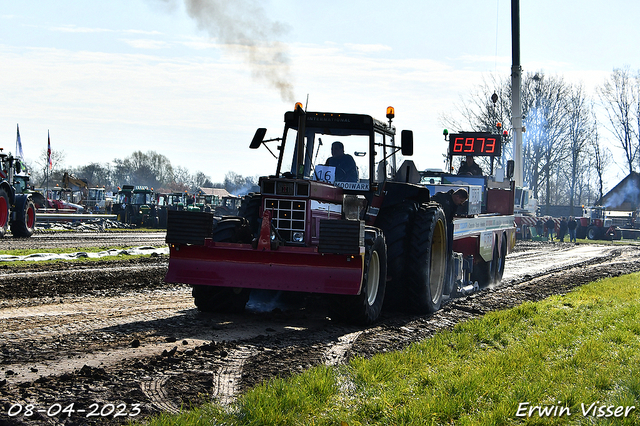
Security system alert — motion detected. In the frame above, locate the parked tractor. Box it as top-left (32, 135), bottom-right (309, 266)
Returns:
top-left (156, 192), bottom-right (188, 227)
top-left (113, 185), bottom-right (159, 227)
top-left (0, 149), bottom-right (37, 237)
top-left (576, 206), bottom-right (640, 240)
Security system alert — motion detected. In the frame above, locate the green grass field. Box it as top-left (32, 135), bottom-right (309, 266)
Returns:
top-left (140, 272), bottom-right (640, 426)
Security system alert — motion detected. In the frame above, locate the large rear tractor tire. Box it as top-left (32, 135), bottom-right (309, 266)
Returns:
top-left (374, 201), bottom-right (416, 307)
top-left (10, 196), bottom-right (36, 238)
top-left (587, 225), bottom-right (600, 240)
top-left (404, 204), bottom-right (447, 314)
top-left (330, 230), bottom-right (387, 325)
top-left (0, 188), bottom-right (9, 238)
top-left (576, 225), bottom-right (587, 240)
top-left (192, 216), bottom-right (253, 313)
top-left (238, 192), bottom-right (262, 236)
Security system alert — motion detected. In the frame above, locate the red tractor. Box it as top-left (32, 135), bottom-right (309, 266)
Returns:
top-left (165, 106), bottom-right (515, 323)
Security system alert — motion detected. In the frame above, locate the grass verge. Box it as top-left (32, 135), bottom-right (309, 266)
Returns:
top-left (141, 272), bottom-right (640, 426)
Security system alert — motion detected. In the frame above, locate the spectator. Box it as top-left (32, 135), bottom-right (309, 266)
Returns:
top-left (535, 218), bottom-right (544, 238)
top-left (545, 217), bottom-right (555, 241)
top-left (568, 216), bottom-right (578, 243)
top-left (558, 217), bottom-right (568, 242)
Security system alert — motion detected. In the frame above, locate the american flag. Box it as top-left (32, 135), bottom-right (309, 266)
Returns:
top-left (47, 130), bottom-right (52, 170)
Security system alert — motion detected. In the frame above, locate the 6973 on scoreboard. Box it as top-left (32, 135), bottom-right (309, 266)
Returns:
top-left (448, 132), bottom-right (502, 157)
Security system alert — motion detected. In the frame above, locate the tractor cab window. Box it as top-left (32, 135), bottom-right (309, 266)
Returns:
top-left (313, 135), bottom-right (368, 184)
top-left (13, 176), bottom-right (27, 193)
top-left (88, 189), bottom-right (105, 202)
top-left (373, 131), bottom-right (400, 183)
top-left (282, 127), bottom-right (370, 189)
top-left (118, 193), bottom-right (130, 204)
top-left (132, 192), bottom-right (152, 205)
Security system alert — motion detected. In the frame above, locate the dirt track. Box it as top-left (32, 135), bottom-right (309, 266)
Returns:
top-left (1, 234), bottom-right (639, 425)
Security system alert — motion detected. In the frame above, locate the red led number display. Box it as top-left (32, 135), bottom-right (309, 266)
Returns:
top-left (449, 133), bottom-right (501, 157)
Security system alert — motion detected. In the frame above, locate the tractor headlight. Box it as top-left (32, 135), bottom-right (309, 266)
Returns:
top-left (343, 194), bottom-right (366, 220)
top-left (292, 232), bottom-right (304, 242)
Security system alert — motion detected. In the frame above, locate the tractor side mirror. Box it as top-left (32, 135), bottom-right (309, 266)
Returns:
top-left (250, 128), bottom-right (267, 149)
top-left (506, 160), bottom-right (514, 179)
top-left (401, 130), bottom-right (413, 156)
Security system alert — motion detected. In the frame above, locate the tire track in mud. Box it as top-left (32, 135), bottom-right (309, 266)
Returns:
top-left (140, 376), bottom-right (181, 414)
top-left (212, 346), bottom-right (259, 405)
top-left (324, 331), bottom-right (363, 366)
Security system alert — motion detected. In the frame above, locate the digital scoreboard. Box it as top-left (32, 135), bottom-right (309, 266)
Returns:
top-left (448, 133), bottom-right (502, 157)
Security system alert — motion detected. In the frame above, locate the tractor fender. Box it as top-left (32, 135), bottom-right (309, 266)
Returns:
top-left (378, 181), bottom-right (429, 210)
top-left (0, 181), bottom-right (15, 203)
top-left (29, 191), bottom-right (46, 207)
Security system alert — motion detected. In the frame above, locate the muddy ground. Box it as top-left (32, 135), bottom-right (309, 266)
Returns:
top-left (1, 235), bottom-right (639, 426)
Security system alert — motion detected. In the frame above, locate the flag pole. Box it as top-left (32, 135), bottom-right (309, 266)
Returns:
top-left (46, 130), bottom-right (50, 202)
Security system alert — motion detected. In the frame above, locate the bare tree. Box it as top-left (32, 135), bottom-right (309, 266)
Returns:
top-left (590, 119), bottom-right (612, 203)
top-left (33, 148), bottom-right (66, 187)
top-left (113, 151), bottom-right (174, 189)
top-left (524, 73), bottom-right (572, 211)
top-left (73, 163), bottom-right (112, 188)
top-left (564, 85), bottom-right (593, 215)
top-left (597, 66), bottom-right (639, 173)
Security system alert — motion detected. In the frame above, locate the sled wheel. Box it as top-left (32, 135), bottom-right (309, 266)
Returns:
top-left (191, 216), bottom-right (253, 313)
top-left (494, 233), bottom-right (507, 283)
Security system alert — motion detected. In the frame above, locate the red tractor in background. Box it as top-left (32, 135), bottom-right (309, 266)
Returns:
top-left (576, 206), bottom-right (637, 240)
top-left (0, 149), bottom-right (37, 237)
top-left (165, 105), bottom-right (515, 324)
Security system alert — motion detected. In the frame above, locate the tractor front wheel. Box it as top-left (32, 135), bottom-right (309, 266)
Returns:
top-left (330, 230), bottom-right (387, 324)
top-left (192, 285), bottom-right (251, 313)
top-left (10, 196), bottom-right (36, 238)
top-left (191, 216), bottom-right (253, 313)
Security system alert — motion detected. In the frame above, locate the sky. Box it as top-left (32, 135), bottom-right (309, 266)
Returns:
top-left (1, 0), bottom-right (639, 189)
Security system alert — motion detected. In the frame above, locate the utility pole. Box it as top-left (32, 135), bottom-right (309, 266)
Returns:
top-left (511, 0), bottom-right (524, 187)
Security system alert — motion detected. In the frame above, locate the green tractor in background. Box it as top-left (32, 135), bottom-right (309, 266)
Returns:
top-left (113, 185), bottom-right (159, 227)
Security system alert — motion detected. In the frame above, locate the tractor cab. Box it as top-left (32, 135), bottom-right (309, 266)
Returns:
top-left (254, 105), bottom-right (412, 194)
top-left (247, 105), bottom-right (415, 246)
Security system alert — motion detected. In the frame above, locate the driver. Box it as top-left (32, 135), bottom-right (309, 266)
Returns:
top-left (457, 155), bottom-right (483, 176)
top-left (325, 141), bottom-right (358, 182)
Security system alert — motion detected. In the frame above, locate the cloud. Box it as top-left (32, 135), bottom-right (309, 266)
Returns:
top-left (49, 25), bottom-right (114, 34)
top-left (344, 43), bottom-right (393, 54)
top-left (48, 25), bottom-right (162, 36)
top-left (121, 38), bottom-right (172, 50)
